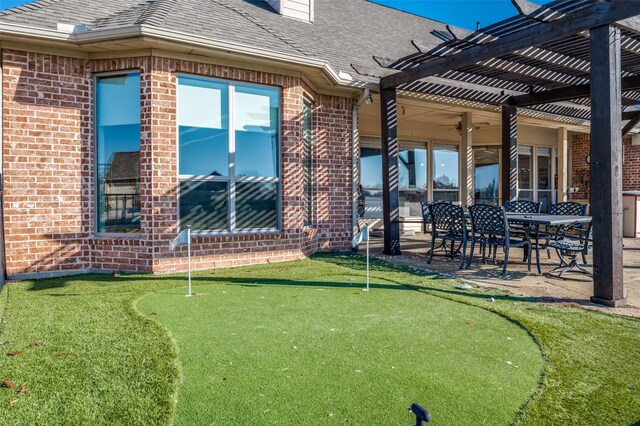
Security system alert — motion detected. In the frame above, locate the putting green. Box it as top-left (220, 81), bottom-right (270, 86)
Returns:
top-left (138, 275), bottom-right (544, 425)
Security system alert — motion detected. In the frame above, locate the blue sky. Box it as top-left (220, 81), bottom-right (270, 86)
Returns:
top-left (2, 0), bottom-right (552, 29)
top-left (371, 0), bottom-right (553, 29)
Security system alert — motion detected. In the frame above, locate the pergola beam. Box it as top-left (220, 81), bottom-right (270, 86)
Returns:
top-left (508, 75), bottom-right (640, 106)
top-left (412, 40), bottom-right (589, 88)
top-left (622, 114), bottom-right (640, 137)
top-left (622, 110), bottom-right (640, 121)
top-left (381, 0), bottom-right (640, 89)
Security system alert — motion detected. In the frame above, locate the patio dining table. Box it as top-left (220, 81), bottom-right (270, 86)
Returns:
top-left (458, 211), bottom-right (592, 274)
top-left (504, 212), bottom-right (592, 275)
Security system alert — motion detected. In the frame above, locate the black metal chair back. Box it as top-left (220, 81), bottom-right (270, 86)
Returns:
top-left (468, 204), bottom-right (508, 239)
top-left (504, 200), bottom-right (542, 214)
top-left (420, 201), bottom-right (432, 224)
top-left (426, 202), bottom-right (468, 268)
top-left (429, 202), bottom-right (466, 236)
top-left (467, 203), bottom-right (531, 276)
top-left (550, 201), bottom-right (588, 216)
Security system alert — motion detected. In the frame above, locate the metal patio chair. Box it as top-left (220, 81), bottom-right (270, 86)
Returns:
top-left (546, 222), bottom-right (593, 279)
top-left (504, 200), bottom-right (542, 214)
top-left (504, 199), bottom-right (542, 261)
top-left (420, 201), bottom-right (432, 235)
top-left (544, 201), bottom-right (590, 261)
top-left (427, 202), bottom-right (468, 269)
top-left (467, 204), bottom-right (532, 277)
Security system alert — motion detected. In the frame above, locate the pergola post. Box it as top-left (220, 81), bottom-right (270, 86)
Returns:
top-left (460, 112), bottom-right (474, 206)
top-left (557, 127), bottom-right (568, 202)
top-left (589, 25), bottom-right (626, 307)
top-left (380, 87), bottom-right (401, 255)
top-left (501, 105), bottom-right (518, 203)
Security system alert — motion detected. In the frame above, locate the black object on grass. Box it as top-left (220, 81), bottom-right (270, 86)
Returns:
top-left (409, 403), bottom-right (431, 425)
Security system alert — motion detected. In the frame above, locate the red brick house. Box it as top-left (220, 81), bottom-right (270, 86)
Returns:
top-left (0, 0), bottom-right (638, 279)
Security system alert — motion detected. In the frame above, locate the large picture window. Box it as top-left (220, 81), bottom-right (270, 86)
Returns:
top-left (96, 73), bottom-right (141, 233)
top-left (178, 75), bottom-right (280, 232)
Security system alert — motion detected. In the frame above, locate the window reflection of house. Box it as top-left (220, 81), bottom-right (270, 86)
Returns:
top-left (101, 151), bottom-right (140, 232)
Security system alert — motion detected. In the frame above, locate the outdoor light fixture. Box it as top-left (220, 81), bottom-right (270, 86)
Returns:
top-left (364, 93), bottom-right (373, 105)
top-left (409, 403), bottom-right (431, 425)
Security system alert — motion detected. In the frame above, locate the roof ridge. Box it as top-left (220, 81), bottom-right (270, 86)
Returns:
top-left (135, 0), bottom-right (177, 27)
top-left (0, 0), bottom-right (60, 17)
top-left (210, 0), bottom-right (313, 58)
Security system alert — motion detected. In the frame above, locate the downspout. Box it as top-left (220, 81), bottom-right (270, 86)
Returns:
top-left (352, 88), bottom-right (370, 251)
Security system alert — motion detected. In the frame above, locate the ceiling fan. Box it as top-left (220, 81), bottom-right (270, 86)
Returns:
top-left (439, 117), bottom-right (491, 134)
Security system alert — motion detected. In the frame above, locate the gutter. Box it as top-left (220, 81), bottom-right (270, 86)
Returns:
top-left (352, 88), bottom-right (371, 250)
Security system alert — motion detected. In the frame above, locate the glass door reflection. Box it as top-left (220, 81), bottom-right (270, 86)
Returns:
top-left (473, 146), bottom-right (500, 206)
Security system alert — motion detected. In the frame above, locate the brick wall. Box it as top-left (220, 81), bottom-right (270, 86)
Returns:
top-left (1, 50), bottom-right (92, 276)
top-left (1, 49), bottom-right (355, 278)
top-left (570, 133), bottom-right (639, 201)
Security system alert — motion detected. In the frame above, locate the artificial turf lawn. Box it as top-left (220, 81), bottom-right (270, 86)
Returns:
top-left (0, 254), bottom-right (638, 424)
top-left (137, 274), bottom-right (543, 425)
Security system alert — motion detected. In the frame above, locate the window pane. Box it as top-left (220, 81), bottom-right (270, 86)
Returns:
top-left (433, 143), bottom-right (459, 190)
top-left (178, 76), bottom-right (229, 176)
top-left (399, 191), bottom-right (427, 217)
top-left (360, 147), bottom-right (382, 189)
top-left (433, 191), bottom-right (459, 202)
top-left (303, 99), bottom-right (313, 226)
top-left (518, 145), bottom-right (533, 190)
top-left (474, 147), bottom-right (500, 205)
top-left (235, 85), bottom-right (279, 178)
top-left (236, 182), bottom-right (277, 229)
top-left (399, 148), bottom-right (428, 189)
top-left (96, 73), bottom-right (141, 233)
top-left (179, 180), bottom-right (228, 231)
top-left (537, 147), bottom-right (552, 190)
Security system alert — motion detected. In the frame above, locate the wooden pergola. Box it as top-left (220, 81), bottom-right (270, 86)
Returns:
top-left (369, 0), bottom-right (640, 307)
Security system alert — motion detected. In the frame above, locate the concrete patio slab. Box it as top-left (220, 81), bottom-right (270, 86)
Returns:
top-left (369, 234), bottom-right (640, 317)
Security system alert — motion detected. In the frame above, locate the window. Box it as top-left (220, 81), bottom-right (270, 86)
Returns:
top-left (432, 143), bottom-right (459, 202)
top-left (473, 146), bottom-right (500, 205)
top-left (537, 147), bottom-right (552, 212)
top-left (359, 139), bottom-right (430, 218)
top-left (303, 98), bottom-right (313, 226)
top-left (96, 73), bottom-right (141, 233)
top-left (518, 145), bottom-right (533, 201)
top-left (178, 76), bottom-right (280, 232)
top-left (399, 144), bottom-right (428, 216)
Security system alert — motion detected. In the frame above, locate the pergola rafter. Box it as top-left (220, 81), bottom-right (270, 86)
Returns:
top-left (356, 0), bottom-right (640, 307)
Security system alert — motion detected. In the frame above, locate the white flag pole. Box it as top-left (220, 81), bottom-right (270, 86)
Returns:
top-left (366, 234), bottom-right (370, 292)
top-left (187, 225), bottom-right (192, 297)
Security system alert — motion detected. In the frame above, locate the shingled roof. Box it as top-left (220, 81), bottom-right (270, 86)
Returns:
top-left (0, 0), bottom-right (454, 84)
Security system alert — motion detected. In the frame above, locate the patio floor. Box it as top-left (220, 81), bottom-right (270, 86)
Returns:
top-left (369, 233), bottom-right (640, 316)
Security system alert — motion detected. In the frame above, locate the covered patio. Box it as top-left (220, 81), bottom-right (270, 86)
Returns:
top-left (369, 233), bottom-right (640, 314)
top-left (358, 0), bottom-right (640, 307)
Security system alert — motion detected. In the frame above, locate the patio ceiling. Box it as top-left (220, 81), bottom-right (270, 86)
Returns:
top-left (369, 0), bottom-right (640, 308)
top-left (351, 0), bottom-right (640, 123)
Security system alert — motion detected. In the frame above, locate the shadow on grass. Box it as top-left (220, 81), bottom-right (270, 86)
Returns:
top-left (20, 253), bottom-right (593, 308)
